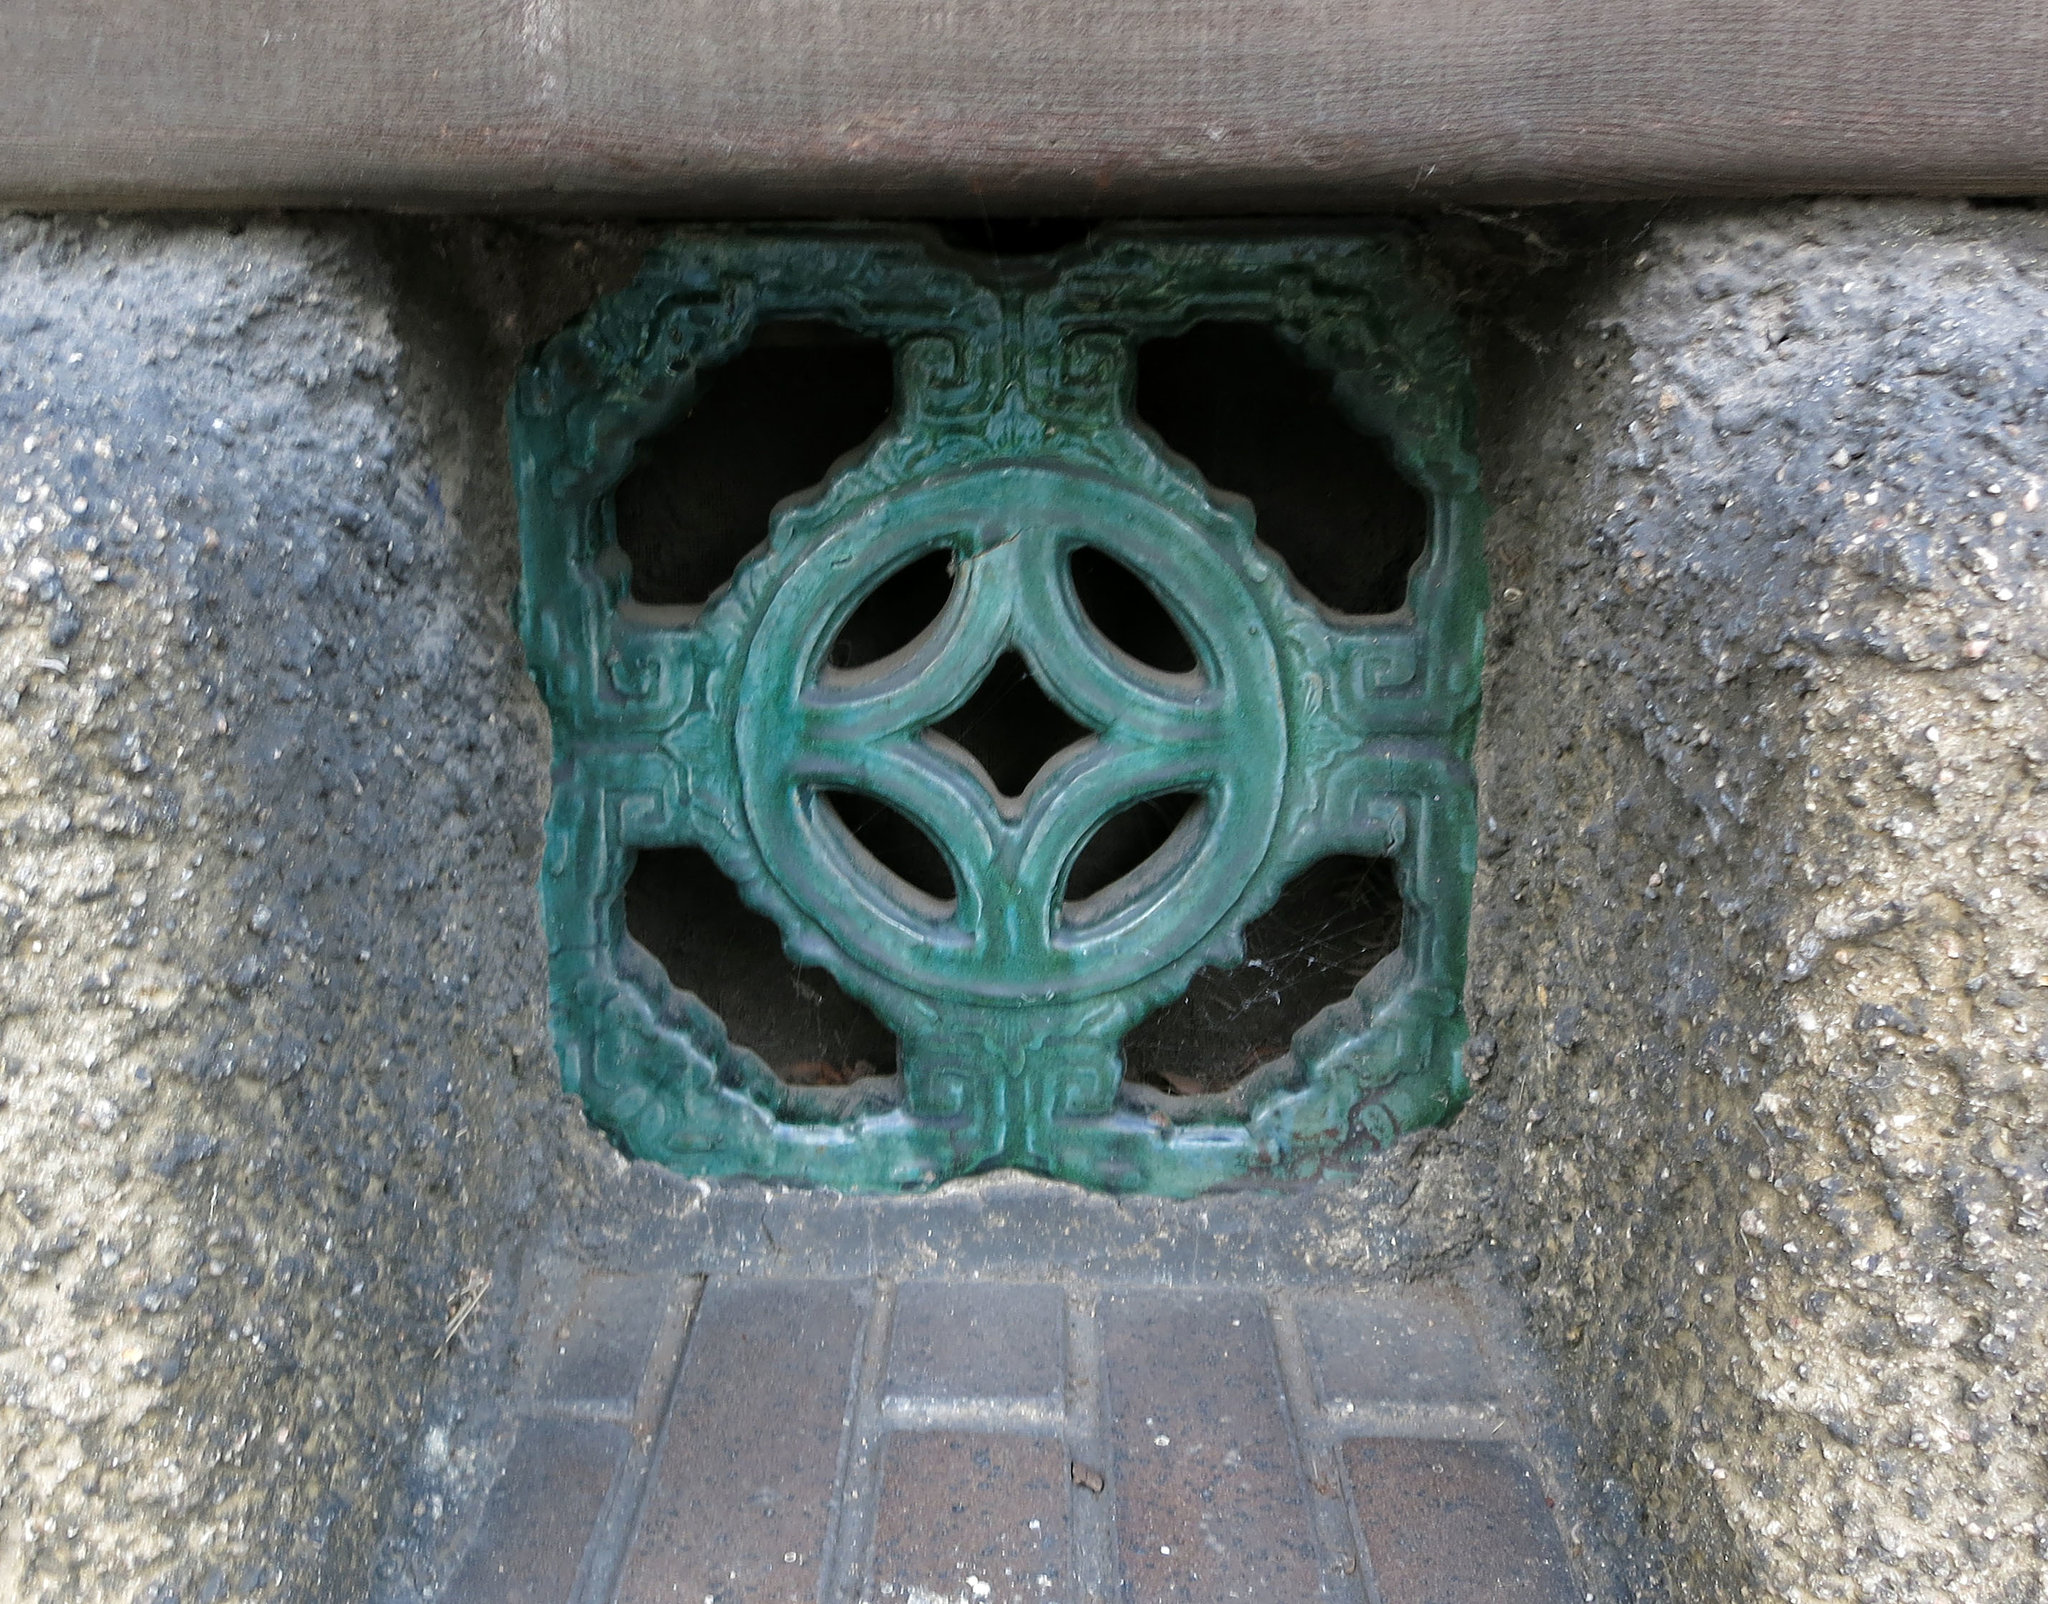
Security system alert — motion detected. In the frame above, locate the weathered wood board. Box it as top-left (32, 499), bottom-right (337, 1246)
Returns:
top-left (3, 0), bottom-right (2043, 210)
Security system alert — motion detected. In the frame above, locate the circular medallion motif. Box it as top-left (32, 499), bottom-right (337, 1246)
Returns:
top-left (735, 463), bottom-right (1288, 1004)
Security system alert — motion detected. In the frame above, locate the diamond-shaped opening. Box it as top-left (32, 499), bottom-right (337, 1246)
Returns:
top-left (623, 846), bottom-right (899, 1088)
top-left (1069, 547), bottom-right (1200, 676)
top-left (820, 790), bottom-right (959, 909)
top-left (827, 548), bottom-right (956, 672)
top-left (929, 651), bottom-right (1093, 800)
top-left (1135, 322), bottom-right (1428, 618)
top-left (1063, 791), bottom-right (1203, 911)
top-left (1121, 854), bottom-right (1404, 1096)
top-left (613, 320), bottom-right (895, 607)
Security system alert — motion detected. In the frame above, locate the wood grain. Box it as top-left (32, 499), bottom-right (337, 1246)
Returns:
top-left (2, 0), bottom-right (2043, 210)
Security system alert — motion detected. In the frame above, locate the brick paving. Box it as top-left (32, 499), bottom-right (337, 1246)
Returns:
top-left (443, 1257), bottom-right (1587, 1604)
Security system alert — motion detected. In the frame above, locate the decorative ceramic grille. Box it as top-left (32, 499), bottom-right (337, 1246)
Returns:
top-left (514, 229), bottom-right (1485, 1195)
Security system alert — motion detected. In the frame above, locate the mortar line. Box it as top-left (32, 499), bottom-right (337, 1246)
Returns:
top-left (819, 1279), bottom-right (896, 1604)
top-left (1329, 1443), bottom-right (1390, 1604)
top-left (1294, 1403), bottom-right (1512, 1444)
top-left (1064, 1286), bottom-right (1113, 1604)
top-left (1267, 1294), bottom-right (1373, 1604)
top-left (878, 1395), bottom-right (1066, 1432)
top-left (577, 1271), bottom-right (705, 1604)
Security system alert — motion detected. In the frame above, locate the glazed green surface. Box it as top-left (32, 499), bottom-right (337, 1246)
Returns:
top-left (513, 228), bottom-right (1485, 1194)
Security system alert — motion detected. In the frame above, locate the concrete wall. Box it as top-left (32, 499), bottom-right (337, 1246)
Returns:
top-left (0, 216), bottom-right (585, 1603)
top-left (1470, 198), bottom-right (2048, 1603)
top-left (3, 201), bottom-right (2046, 1603)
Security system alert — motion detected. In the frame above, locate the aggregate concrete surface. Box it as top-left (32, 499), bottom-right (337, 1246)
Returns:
top-left (1471, 199), bottom-right (2048, 1602)
top-left (0, 215), bottom-right (586, 1603)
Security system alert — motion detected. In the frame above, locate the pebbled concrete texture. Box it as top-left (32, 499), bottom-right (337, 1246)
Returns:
top-left (1469, 199), bottom-right (2048, 1603)
top-left (0, 214), bottom-right (594, 1603)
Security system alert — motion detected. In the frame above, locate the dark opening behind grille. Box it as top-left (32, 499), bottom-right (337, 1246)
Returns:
top-left (1120, 854), bottom-right (1403, 1095)
top-left (1134, 321), bottom-right (1428, 617)
top-left (614, 320), bottom-right (895, 607)
top-left (624, 845), bottom-right (898, 1087)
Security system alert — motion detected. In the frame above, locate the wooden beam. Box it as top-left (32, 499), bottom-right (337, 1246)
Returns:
top-left (3, 0), bottom-right (2044, 211)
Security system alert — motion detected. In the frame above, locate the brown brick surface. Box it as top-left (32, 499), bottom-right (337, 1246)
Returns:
top-left (1343, 1439), bottom-right (1579, 1604)
top-left (614, 1280), bottom-right (866, 1604)
top-left (443, 1417), bottom-right (626, 1604)
top-left (539, 1270), bottom-right (674, 1409)
top-left (1298, 1293), bottom-right (1494, 1412)
top-left (449, 1265), bottom-right (1626, 1604)
top-left (885, 1281), bottom-right (1064, 1404)
top-left (861, 1432), bottom-right (1070, 1604)
top-left (1103, 1290), bottom-right (1324, 1603)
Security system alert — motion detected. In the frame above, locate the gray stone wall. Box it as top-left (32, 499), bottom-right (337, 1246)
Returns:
top-left (1470, 199), bottom-right (2048, 1603)
top-left (0, 216), bottom-right (574, 1604)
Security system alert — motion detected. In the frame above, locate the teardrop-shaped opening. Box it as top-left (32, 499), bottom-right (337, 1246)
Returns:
top-left (1135, 321), bottom-right (1427, 618)
top-left (828, 548), bottom-right (957, 671)
top-left (821, 790), bottom-right (959, 908)
top-left (623, 845), bottom-right (899, 1088)
top-left (1121, 854), bottom-right (1404, 1095)
top-left (1064, 791), bottom-right (1202, 910)
top-left (1069, 546), bottom-right (1199, 675)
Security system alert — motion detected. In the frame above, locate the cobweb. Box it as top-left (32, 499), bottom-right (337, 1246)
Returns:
top-left (1120, 855), bottom-right (1403, 1096)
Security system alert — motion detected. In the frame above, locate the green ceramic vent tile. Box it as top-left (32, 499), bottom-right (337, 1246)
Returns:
top-left (512, 227), bottom-right (1485, 1196)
